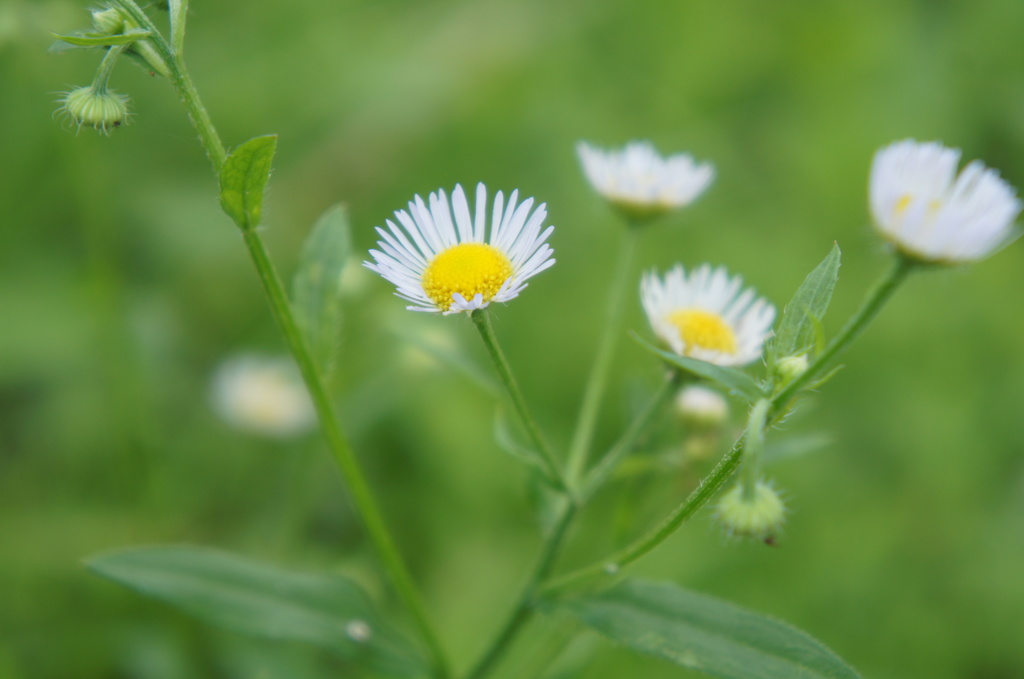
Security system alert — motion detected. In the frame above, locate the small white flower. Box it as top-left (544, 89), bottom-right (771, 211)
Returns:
top-left (365, 183), bottom-right (555, 314)
top-left (577, 140), bottom-right (714, 220)
top-left (870, 139), bottom-right (1021, 264)
top-left (211, 355), bottom-right (315, 438)
top-left (641, 264), bottom-right (775, 367)
top-left (676, 385), bottom-right (729, 428)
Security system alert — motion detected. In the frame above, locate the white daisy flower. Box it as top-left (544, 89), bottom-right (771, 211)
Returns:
top-left (577, 140), bottom-right (714, 220)
top-left (365, 183), bottom-right (555, 314)
top-left (641, 264), bottom-right (775, 367)
top-left (211, 354), bottom-right (315, 438)
top-left (870, 139), bottom-right (1021, 264)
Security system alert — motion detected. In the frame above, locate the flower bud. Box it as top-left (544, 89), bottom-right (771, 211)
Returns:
top-left (91, 7), bottom-right (126, 34)
top-left (715, 480), bottom-right (786, 540)
top-left (58, 85), bottom-right (131, 135)
top-left (774, 354), bottom-right (809, 387)
top-left (676, 385), bottom-right (728, 430)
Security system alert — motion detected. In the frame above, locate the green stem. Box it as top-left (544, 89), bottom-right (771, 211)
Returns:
top-left (470, 308), bottom-right (567, 492)
top-left (114, 6), bottom-right (449, 673)
top-left (464, 501), bottom-right (577, 679)
top-left (111, 0), bottom-right (225, 170)
top-left (465, 372), bottom-right (679, 677)
top-left (740, 399), bottom-right (769, 501)
top-left (580, 370), bottom-right (682, 500)
top-left (242, 232), bottom-right (450, 679)
top-left (771, 255), bottom-right (914, 420)
top-left (543, 435), bottom-right (745, 597)
top-left (565, 229), bottom-right (638, 486)
top-left (91, 43), bottom-right (128, 93)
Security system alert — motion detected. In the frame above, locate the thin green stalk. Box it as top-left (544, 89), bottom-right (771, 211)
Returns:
top-left (111, 0), bottom-right (226, 170)
top-left (543, 436), bottom-right (745, 597)
top-left (242, 222), bottom-right (450, 679)
top-left (470, 309), bottom-right (567, 492)
top-left (771, 255), bottom-right (914, 419)
top-left (565, 229), bottom-right (639, 486)
top-left (465, 372), bottom-right (680, 677)
top-left (580, 370), bottom-right (682, 500)
top-left (465, 501), bottom-right (577, 679)
top-left (113, 7), bottom-right (449, 673)
top-left (91, 42), bottom-right (128, 93)
top-left (740, 399), bottom-right (769, 501)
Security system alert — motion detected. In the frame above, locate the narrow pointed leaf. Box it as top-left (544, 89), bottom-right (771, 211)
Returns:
top-left (52, 29), bottom-right (151, 47)
top-left (88, 546), bottom-right (428, 678)
top-left (633, 334), bottom-right (764, 402)
top-left (219, 135), bottom-right (277, 230)
top-left (558, 578), bottom-right (861, 679)
top-left (768, 244), bottom-right (841, 366)
top-left (291, 205), bottom-right (351, 372)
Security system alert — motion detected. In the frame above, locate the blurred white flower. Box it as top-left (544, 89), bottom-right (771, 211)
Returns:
top-left (577, 140), bottom-right (714, 221)
top-left (641, 264), bottom-right (775, 367)
top-left (870, 139), bottom-right (1021, 264)
top-left (676, 384), bottom-right (729, 428)
top-left (211, 354), bottom-right (315, 438)
top-left (365, 183), bottom-right (555, 314)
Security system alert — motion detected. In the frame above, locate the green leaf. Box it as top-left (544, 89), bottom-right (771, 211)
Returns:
top-left (633, 334), bottom-right (765, 402)
top-left (768, 243), bottom-right (841, 366)
top-left (557, 578), bottom-right (861, 679)
top-left (219, 135), bottom-right (277, 230)
top-left (51, 29), bottom-right (152, 47)
top-left (88, 546), bottom-right (428, 678)
top-left (291, 205), bottom-right (351, 372)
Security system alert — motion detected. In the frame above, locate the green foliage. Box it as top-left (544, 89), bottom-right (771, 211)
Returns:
top-left (558, 579), bottom-right (861, 679)
top-left (291, 205), bottom-right (351, 373)
top-left (88, 546), bottom-right (428, 678)
top-left (768, 244), bottom-right (842, 367)
top-left (51, 29), bottom-right (152, 48)
top-left (632, 334), bottom-right (765, 402)
top-left (219, 135), bottom-right (278, 231)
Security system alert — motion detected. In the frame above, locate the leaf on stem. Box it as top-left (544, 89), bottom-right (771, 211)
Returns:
top-left (632, 334), bottom-right (765, 402)
top-left (557, 578), bottom-right (861, 679)
top-left (767, 243), bottom-right (841, 367)
top-left (291, 205), bottom-right (351, 373)
top-left (88, 546), bottom-right (428, 678)
top-left (219, 135), bottom-right (277, 231)
top-left (51, 29), bottom-right (152, 48)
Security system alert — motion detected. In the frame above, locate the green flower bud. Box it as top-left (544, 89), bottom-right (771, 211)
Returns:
top-left (774, 354), bottom-right (809, 387)
top-left (58, 85), bottom-right (131, 135)
top-left (91, 7), bottom-right (126, 34)
top-left (715, 480), bottom-right (786, 541)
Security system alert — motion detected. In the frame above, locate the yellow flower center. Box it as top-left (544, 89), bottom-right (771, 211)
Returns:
top-left (422, 243), bottom-right (513, 311)
top-left (667, 309), bottom-right (737, 355)
top-left (894, 194), bottom-right (943, 220)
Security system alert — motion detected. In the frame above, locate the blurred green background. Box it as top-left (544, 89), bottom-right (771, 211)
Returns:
top-left (3, 0), bottom-right (1024, 677)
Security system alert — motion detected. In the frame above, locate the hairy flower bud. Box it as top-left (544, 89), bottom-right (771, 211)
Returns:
top-left (57, 85), bottom-right (131, 135)
top-left (774, 354), bottom-right (809, 387)
top-left (91, 7), bottom-right (126, 34)
top-left (715, 480), bottom-right (786, 541)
